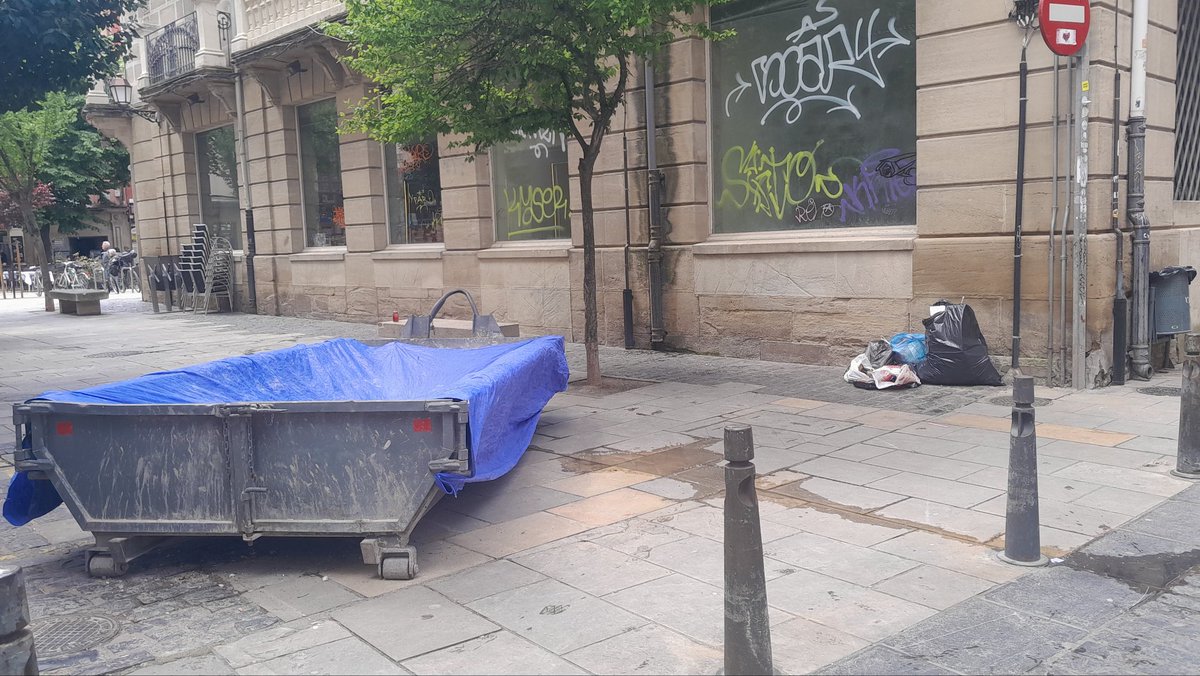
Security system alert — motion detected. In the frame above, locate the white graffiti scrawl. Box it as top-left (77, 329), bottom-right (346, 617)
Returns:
top-left (517, 129), bottom-right (568, 159)
top-left (724, 0), bottom-right (912, 124)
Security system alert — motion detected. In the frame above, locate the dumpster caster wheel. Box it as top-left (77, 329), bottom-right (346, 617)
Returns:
top-left (380, 553), bottom-right (418, 581)
top-left (87, 554), bottom-right (127, 578)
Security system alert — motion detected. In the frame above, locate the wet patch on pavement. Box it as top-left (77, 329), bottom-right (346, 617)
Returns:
top-left (1065, 548), bottom-right (1200, 594)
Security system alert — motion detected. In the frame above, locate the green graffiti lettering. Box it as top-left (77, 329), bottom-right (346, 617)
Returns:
top-left (717, 140), bottom-right (844, 221)
top-left (504, 184), bottom-right (569, 232)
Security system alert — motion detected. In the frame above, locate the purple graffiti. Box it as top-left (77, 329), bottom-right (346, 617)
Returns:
top-left (839, 149), bottom-right (915, 222)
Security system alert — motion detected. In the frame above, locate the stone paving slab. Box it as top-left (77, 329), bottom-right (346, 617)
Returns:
top-left (1, 296), bottom-right (1196, 674)
top-left (828, 488), bottom-right (1200, 675)
top-left (403, 630), bottom-right (587, 675)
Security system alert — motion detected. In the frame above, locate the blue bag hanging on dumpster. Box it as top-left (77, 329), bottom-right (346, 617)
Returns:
top-left (5, 337), bottom-right (569, 526)
top-left (889, 333), bottom-right (927, 365)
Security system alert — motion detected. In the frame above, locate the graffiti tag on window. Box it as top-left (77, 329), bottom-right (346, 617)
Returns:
top-left (724, 0), bottom-right (912, 124)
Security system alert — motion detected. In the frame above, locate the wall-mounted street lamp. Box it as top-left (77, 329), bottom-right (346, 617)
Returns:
top-left (104, 76), bottom-right (161, 123)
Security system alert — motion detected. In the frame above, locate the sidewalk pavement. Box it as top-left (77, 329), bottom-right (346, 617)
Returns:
top-left (0, 294), bottom-right (1196, 675)
top-left (827, 483), bottom-right (1200, 675)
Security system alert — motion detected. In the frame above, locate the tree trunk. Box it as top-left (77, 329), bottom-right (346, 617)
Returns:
top-left (37, 225), bottom-right (55, 312)
top-left (578, 150), bottom-right (602, 386)
top-left (21, 204), bottom-right (54, 312)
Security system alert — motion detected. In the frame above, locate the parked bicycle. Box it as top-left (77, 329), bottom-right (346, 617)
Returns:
top-left (2, 267), bottom-right (42, 295)
top-left (107, 251), bottom-right (139, 294)
top-left (55, 256), bottom-right (103, 290)
top-left (27, 267), bottom-right (44, 295)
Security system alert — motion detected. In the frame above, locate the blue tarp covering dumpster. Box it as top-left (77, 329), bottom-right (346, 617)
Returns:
top-left (5, 336), bottom-right (569, 526)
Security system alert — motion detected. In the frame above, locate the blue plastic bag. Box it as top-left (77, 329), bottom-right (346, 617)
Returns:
top-left (890, 332), bottom-right (927, 365)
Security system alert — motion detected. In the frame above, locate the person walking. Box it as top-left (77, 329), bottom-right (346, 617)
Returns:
top-left (100, 241), bottom-right (118, 292)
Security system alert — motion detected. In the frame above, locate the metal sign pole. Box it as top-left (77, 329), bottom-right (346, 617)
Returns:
top-left (1071, 42), bottom-right (1091, 389)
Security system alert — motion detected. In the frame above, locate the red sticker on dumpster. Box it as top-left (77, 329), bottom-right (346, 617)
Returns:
top-left (413, 418), bottom-right (433, 433)
top-left (56, 421), bottom-right (73, 436)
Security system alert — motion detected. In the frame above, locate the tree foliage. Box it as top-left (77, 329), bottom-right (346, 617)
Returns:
top-left (331, 0), bottom-right (724, 153)
top-left (0, 93), bottom-right (76, 212)
top-left (330, 0), bottom-right (727, 383)
top-left (0, 93), bottom-right (116, 310)
top-left (0, 182), bottom-right (54, 227)
top-left (39, 96), bottom-right (131, 235)
top-left (0, 0), bottom-right (142, 114)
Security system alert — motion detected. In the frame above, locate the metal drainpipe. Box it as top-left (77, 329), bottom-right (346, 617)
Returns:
top-left (1111, 0), bottom-right (1127, 385)
top-left (234, 68), bottom-right (258, 314)
top-left (1048, 56), bottom-right (1061, 387)
top-left (645, 57), bottom-right (667, 349)
top-left (1128, 0), bottom-right (1153, 380)
top-left (229, 0), bottom-right (257, 314)
top-left (1012, 34), bottom-right (1031, 374)
top-left (622, 129), bottom-right (635, 349)
top-left (1059, 60), bottom-right (1075, 387)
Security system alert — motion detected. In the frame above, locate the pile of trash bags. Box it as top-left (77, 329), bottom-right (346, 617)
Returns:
top-left (845, 301), bottom-right (1003, 390)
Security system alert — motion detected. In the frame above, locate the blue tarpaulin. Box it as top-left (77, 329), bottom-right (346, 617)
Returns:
top-left (4, 337), bottom-right (568, 526)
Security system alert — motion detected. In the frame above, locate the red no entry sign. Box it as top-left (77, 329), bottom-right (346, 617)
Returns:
top-left (1040, 0), bottom-right (1091, 56)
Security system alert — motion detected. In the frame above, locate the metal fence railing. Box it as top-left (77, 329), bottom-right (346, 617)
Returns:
top-left (145, 12), bottom-right (199, 85)
top-left (1176, 0), bottom-right (1200, 201)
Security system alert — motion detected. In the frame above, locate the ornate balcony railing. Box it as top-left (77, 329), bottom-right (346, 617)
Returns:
top-left (145, 12), bottom-right (199, 85)
top-left (243, 0), bottom-right (344, 50)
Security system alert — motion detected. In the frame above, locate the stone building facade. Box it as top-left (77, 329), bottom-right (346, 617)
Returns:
top-left (86, 0), bottom-right (1198, 386)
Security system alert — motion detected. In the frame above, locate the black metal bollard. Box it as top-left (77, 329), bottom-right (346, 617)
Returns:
top-left (1173, 334), bottom-right (1200, 480)
top-left (0, 568), bottom-right (38, 676)
top-left (999, 375), bottom-right (1048, 566)
top-left (723, 424), bottom-right (773, 676)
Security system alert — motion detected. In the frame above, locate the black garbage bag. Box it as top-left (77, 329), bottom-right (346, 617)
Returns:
top-left (866, 340), bottom-right (896, 368)
top-left (917, 303), bottom-right (1003, 386)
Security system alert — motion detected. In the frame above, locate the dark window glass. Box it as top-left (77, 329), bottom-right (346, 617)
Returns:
top-left (492, 129), bottom-right (571, 241)
top-left (196, 125), bottom-right (241, 249)
top-left (298, 99), bottom-right (345, 247)
top-left (711, 0), bottom-right (917, 231)
top-left (384, 140), bottom-right (444, 244)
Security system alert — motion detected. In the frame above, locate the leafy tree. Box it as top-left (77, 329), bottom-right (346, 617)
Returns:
top-left (0, 0), bottom-right (142, 113)
top-left (0, 94), bottom-right (128, 304)
top-left (330, 0), bottom-right (727, 385)
top-left (0, 183), bottom-right (55, 227)
top-left (0, 94), bottom-right (90, 310)
top-left (0, 182), bottom-right (56, 262)
top-left (40, 96), bottom-right (131, 237)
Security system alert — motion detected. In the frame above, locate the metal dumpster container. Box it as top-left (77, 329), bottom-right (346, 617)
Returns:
top-left (12, 398), bottom-right (468, 580)
top-left (4, 298), bottom-right (567, 580)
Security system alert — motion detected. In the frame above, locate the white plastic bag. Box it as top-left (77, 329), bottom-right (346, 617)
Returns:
top-left (845, 354), bottom-right (921, 390)
top-left (872, 364), bottom-right (921, 390)
top-left (843, 354), bottom-right (874, 385)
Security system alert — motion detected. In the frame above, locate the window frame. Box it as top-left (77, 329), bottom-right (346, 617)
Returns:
top-left (381, 139), bottom-right (446, 247)
top-left (194, 124), bottom-right (243, 251)
top-left (295, 97), bottom-right (346, 250)
top-left (488, 130), bottom-right (573, 244)
top-left (704, 0), bottom-right (919, 237)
